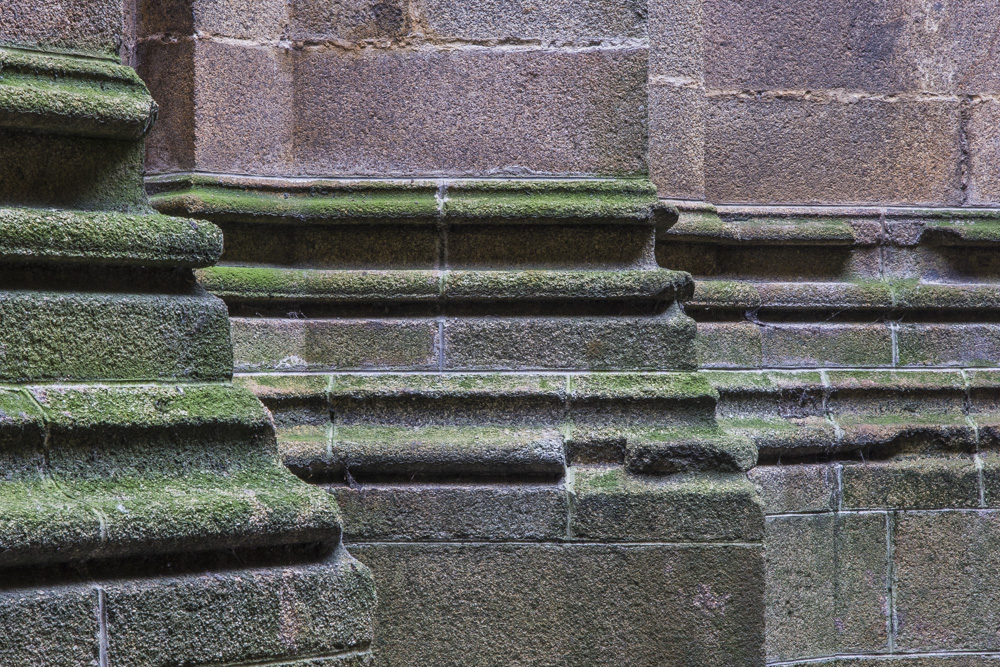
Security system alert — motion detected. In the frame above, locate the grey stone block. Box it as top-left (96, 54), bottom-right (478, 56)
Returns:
top-left (897, 323), bottom-right (1000, 367)
top-left (293, 48), bottom-right (647, 177)
top-left (749, 464), bottom-right (839, 515)
top-left (0, 0), bottom-right (124, 56)
top-left (332, 482), bottom-right (568, 541)
top-left (841, 458), bottom-right (981, 510)
top-left (968, 100), bottom-right (1000, 206)
top-left (761, 323), bottom-right (893, 367)
top-left (231, 318), bottom-right (440, 372)
top-left (104, 548), bottom-right (375, 666)
top-left (649, 0), bottom-right (703, 79)
top-left (704, 0), bottom-right (1000, 95)
top-left (704, 96), bottom-right (963, 205)
top-left (765, 513), bottom-right (889, 662)
top-left (413, 0), bottom-right (647, 42)
top-left (571, 467), bottom-right (763, 542)
top-left (894, 511), bottom-right (1000, 651)
top-left (443, 314), bottom-right (697, 371)
top-left (352, 543), bottom-right (764, 666)
top-left (696, 322), bottom-right (764, 368)
top-left (291, 0), bottom-right (408, 43)
top-left (194, 40), bottom-right (294, 175)
top-left (649, 84), bottom-right (706, 199)
top-left (136, 39), bottom-right (196, 174)
top-left (0, 586), bottom-right (99, 665)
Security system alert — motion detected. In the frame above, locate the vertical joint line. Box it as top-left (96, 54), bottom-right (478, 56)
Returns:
top-left (885, 512), bottom-right (896, 653)
top-left (888, 322), bottom-right (899, 367)
top-left (97, 586), bottom-right (109, 667)
top-left (437, 318), bottom-right (445, 373)
top-left (835, 463), bottom-right (844, 512)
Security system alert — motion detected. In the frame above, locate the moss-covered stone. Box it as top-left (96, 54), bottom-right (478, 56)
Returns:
top-left (0, 46), bottom-right (156, 140)
top-left (0, 207), bottom-right (221, 267)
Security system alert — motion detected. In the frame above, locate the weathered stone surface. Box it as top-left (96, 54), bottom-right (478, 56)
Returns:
top-left (649, 84), bottom-right (706, 199)
top-left (649, 0), bottom-right (702, 79)
top-left (968, 100), bottom-right (1000, 206)
top-left (447, 223), bottom-right (653, 270)
top-left (0, 291), bottom-right (231, 382)
top-left (352, 543), bottom-right (764, 666)
top-left (897, 323), bottom-right (1000, 367)
top-left (704, 0), bottom-right (1000, 94)
top-left (761, 323), bottom-right (893, 367)
top-left (291, 0), bottom-right (408, 42)
top-left (841, 457), bottom-right (981, 510)
top-left (104, 548), bottom-right (375, 666)
top-left (0, 131), bottom-right (148, 211)
top-left (0, 587), bottom-right (99, 665)
top-left (696, 322), bottom-right (764, 368)
top-left (704, 97), bottom-right (962, 205)
top-left (194, 40), bottom-right (294, 175)
top-left (444, 314), bottom-right (697, 371)
top-left (765, 513), bottom-right (889, 662)
top-left (571, 467), bottom-right (763, 542)
top-left (135, 39), bottom-right (195, 173)
top-left (0, 0), bottom-right (124, 56)
top-left (231, 318), bottom-right (440, 372)
top-left (293, 48), bottom-right (647, 176)
top-left (413, 0), bottom-right (646, 42)
top-left (332, 482), bottom-right (568, 541)
top-left (749, 463), bottom-right (839, 515)
top-left (894, 511), bottom-right (1000, 651)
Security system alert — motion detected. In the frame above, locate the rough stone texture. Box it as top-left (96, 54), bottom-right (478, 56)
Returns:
top-left (352, 543), bottom-right (764, 666)
top-left (331, 483), bottom-right (569, 541)
top-left (749, 464), bottom-right (839, 514)
top-left (696, 322), bottom-right (764, 368)
top-left (0, 0), bottom-right (124, 56)
top-left (897, 324), bottom-right (1000, 367)
top-left (231, 318), bottom-right (440, 372)
top-left (968, 100), bottom-right (1000, 206)
top-left (444, 314), bottom-right (697, 371)
top-left (894, 511), bottom-right (1000, 652)
top-left (841, 458), bottom-right (981, 510)
top-left (293, 47), bottom-right (648, 177)
top-left (704, 97), bottom-right (963, 205)
top-left (703, 0), bottom-right (1000, 95)
top-left (649, 0), bottom-right (702, 80)
top-left (649, 84), bottom-right (706, 199)
top-left (572, 467), bottom-right (763, 542)
top-left (765, 513), bottom-right (890, 662)
top-left (135, 39), bottom-right (195, 173)
top-left (413, 0), bottom-right (647, 42)
top-left (0, 587), bottom-right (99, 665)
top-left (104, 549), bottom-right (375, 666)
top-left (291, 0), bottom-right (407, 42)
top-left (761, 323), bottom-right (894, 368)
top-left (194, 40), bottom-right (294, 175)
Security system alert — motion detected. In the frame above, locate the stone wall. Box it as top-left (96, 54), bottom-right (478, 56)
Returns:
top-left (0, 0), bottom-right (991, 664)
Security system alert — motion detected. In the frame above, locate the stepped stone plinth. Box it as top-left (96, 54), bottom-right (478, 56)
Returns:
top-left (0, 30), bottom-right (374, 667)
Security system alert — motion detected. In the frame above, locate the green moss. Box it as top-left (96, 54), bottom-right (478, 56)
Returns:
top-left (0, 207), bottom-right (221, 267)
top-left (571, 372), bottom-right (717, 401)
top-left (0, 47), bottom-right (155, 141)
top-left (152, 184), bottom-right (439, 225)
top-left (199, 266), bottom-right (439, 301)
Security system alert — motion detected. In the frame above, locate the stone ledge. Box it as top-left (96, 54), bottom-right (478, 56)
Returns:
top-left (198, 267), bottom-right (692, 304)
top-left (0, 46), bottom-right (156, 140)
top-left (0, 384), bottom-right (343, 568)
top-left (0, 207), bottom-right (222, 268)
top-left (149, 175), bottom-right (674, 226)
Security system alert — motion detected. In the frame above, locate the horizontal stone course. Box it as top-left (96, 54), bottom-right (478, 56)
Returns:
top-left (413, 0), bottom-right (647, 42)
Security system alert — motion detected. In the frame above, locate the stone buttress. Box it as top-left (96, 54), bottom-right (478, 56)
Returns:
top-left (0, 33), bottom-right (375, 667)
top-left (149, 175), bottom-right (766, 665)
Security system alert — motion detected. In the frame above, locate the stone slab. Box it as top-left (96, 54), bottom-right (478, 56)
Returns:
top-left (351, 543), bottom-right (764, 666)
